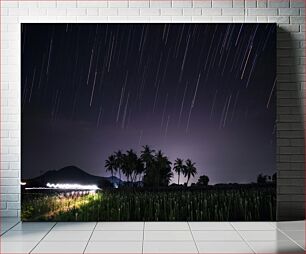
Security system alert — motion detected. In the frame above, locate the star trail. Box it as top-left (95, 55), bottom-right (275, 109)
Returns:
top-left (22, 23), bottom-right (276, 184)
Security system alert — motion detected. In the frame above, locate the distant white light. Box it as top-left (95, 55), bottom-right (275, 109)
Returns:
top-left (46, 183), bottom-right (99, 190)
top-left (20, 181), bottom-right (26, 186)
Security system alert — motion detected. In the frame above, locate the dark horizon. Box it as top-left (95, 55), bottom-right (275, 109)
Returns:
top-left (22, 23), bottom-right (276, 185)
top-left (23, 161), bottom-right (275, 186)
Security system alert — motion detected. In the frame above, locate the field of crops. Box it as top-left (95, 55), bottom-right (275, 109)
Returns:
top-left (22, 187), bottom-right (276, 221)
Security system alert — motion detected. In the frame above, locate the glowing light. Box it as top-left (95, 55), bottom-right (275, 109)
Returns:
top-left (20, 181), bottom-right (26, 186)
top-left (46, 183), bottom-right (100, 190)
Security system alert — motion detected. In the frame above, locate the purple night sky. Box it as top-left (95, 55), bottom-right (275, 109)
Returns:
top-left (22, 24), bottom-right (276, 184)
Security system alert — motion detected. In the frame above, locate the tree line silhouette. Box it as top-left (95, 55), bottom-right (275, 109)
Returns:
top-left (105, 145), bottom-right (207, 188)
top-left (257, 173), bottom-right (277, 184)
top-left (105, 145), bottom-right (276, 189)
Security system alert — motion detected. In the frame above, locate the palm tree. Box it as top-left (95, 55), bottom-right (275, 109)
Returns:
top-left (140, 145), bottom-right (155, 169)
top-left (145, 150), bottom-right (172, 188)
top-left (122, 149), bottom-right (138, 184)
top-left (173, 158), bottom-right (184, 185)
top-left (141, 145), bottom-right (156, 187)
top-left (105, 155), bottom-right (117, 185)
top-left (184, 159), bottom-right (197, 186)
top-left (120, 153), bottom-right (128, 182)
top-left (135, 158), bottom-right (145, 186)
top-left (114, 150), bottom-right (123, 187)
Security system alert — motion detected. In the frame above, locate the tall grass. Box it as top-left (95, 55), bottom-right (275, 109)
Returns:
top-left (22, 187), bottom-right (276, 221)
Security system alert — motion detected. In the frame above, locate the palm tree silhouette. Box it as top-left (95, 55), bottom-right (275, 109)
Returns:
top-left (184, 159), bottom-right (197, 186)
top-left (154, 150), bottom-right (173, 187)
top-left (135, 158), bottom-right (145, 186)
top-left (140, 145), bottom-right (155, 168)
top-left (122, 149), bottom-right (138, 183)
top-left (174, 158), bottom-right (184, 185)
top-left (114, 150), bottom-right (123, 187)
top-left (105, 155), bottom-right (117, 185)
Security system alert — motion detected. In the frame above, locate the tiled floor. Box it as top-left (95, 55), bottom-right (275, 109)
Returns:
top-left (0, 218), bottom-right (304, 253)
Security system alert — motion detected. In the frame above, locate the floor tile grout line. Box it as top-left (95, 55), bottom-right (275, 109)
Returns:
top-left (268, 221), bottom-right (277, 229)
top-left (142, 222), bottom-right (145, 254)
top-left (276, 227), bottom-right (305, 251)
top-left (28, 222), bottom-right (58, 254)
top-left (187, 221), bottom-right (199, 254)
top-left (83, 222), bottom-right (98, 254)
top-left (228, 222), bottom-right (236, 231)
top-left (0, 220), bottom-right (20, 236)
top-left (229, 222), bottom-right (256, 254)
top-left (2, 221), bottom-right (304, 253)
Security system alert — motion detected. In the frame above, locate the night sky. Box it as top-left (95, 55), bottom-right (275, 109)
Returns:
top-left (22, 24), bottom-right (276, 184)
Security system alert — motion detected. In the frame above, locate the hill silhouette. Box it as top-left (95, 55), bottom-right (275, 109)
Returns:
top-left (24, 165), bottom-right (121, 188)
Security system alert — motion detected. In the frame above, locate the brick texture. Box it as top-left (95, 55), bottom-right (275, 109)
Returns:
top-left (0, 0), bottom-right (305, 220)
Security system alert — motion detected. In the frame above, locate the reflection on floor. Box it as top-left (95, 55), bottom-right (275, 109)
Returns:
top-left (1, 218), bottom-right (305, 253)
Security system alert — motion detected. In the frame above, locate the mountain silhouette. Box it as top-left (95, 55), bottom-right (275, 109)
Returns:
top-left (24, 165), bottom-right (122, 188)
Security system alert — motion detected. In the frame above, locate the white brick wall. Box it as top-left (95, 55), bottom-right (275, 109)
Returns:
top-left (0, 0), bottom-right (305, 219)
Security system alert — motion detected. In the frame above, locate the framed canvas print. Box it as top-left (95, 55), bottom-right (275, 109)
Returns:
top-left (21, 23), bottom-right (276, 221)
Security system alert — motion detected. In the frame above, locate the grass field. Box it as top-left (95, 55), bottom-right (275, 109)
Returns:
top-left (22, 187), bottom-right (276, 221)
